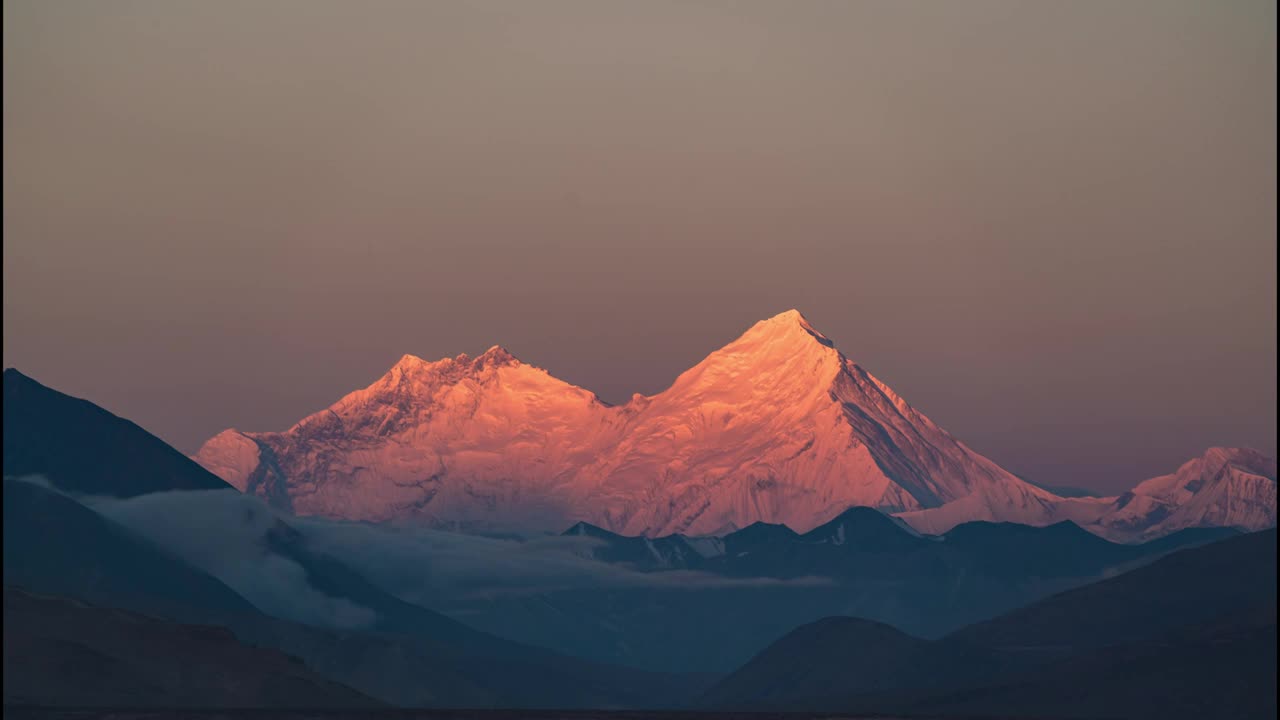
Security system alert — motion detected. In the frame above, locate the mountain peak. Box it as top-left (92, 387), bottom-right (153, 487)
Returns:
top-left (765, 308), bottom-right (807, 324)
top-left (649, 309), bottom-right (845, 404)
top-left (752, 309), bottom-right (835, 349)
top-left (801, 506), bottom-right (927, 549)
top-left (188, 316), bottom-right (1276, 541)
top-left (386, 345), bottom-right (524, 380)
top-left (476, 345), bottom-right (519, 367)
top-left (392, 353), bottom-right (430, 371)
top-left (562, 521), bottom-right (620, 539)
top-left (1151, 447), bottom-right (1278, 489)
top-left (3, 367), bottom-right (38, 389)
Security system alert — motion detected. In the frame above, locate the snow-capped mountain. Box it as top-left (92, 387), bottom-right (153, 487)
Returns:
top-left (193, 311), bottom-right (1275, 540)
top-left (195, 344), bottom-right (622, 529)
top-left (1054, 447), bottom-right (1277, 542)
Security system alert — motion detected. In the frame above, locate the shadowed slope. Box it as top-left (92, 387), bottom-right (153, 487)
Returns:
top-left (949, 527), bottom-right (1277, 652)
top-left (3, 369), bottom-right (231, 497)
top-left (706, 599), bottom-right (1277, 720)
top-left (701, 529), bottom-right (1277, 718)
top-left (3, 478), bottom-right (256, 621)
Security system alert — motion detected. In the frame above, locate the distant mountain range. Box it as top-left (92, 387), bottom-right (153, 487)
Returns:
top-left (565, 506), bottom-right (1241, 579)
top-left (446, 508), bottom-right (1237, 671)
top-left (2, 364), bottom-right (1274, 714)
top-left (190, 310), bottom-right (1276, 541)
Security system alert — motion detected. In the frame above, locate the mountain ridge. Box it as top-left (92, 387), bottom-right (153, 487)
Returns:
top-left (188, 310), bottom-right (1276, 540)
top-left (4, 368), bottom-right (232, 497)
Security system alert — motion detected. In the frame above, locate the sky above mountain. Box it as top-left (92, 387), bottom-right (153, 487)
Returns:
top-left (3, 0), bottom-right (1275, 493)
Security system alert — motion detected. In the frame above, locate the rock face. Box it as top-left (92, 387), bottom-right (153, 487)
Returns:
top-left (193, 310), bottom-right (1276, 539)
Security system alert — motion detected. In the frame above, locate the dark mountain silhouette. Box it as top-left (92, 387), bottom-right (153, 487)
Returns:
top-left (562, 521), bottom-right (708, 570)
top-left (938, 519), bottom-right (1126, 578)
top-left (698, 616), bottom-right (1000, 709)
top-left (3, 478), bottom-right (256, 621)
top-left (721, 521), bottom-right (801, 556)
top-left (3, 369), bottom-right (231, 496)
top-left (579, 506), bottom-right (1234, 582)
top-left (949, 526), bottom-right (1278, 653)
top-left (701, 529), bottom-right (1277, 719)
top-left (497, 506), bottom-right (1239, 672)
top-left (920, 603), bottom-right (1277, 720)
top-left (2, 476), bottom-right (499, 706)
top-left (798, 506), bottom-right (929, 551)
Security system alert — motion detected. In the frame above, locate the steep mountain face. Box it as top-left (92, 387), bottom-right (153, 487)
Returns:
top-left (195, 310), bottom-right (1064, 536)
top-left (574, 311), bottom-right (1062, 535)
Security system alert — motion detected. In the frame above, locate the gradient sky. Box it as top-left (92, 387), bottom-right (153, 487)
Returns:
top-left (4, 0), bottom-right (1275, 493)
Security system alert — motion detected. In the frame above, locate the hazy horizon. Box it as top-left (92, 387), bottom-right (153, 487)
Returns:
top-left (4, 0), bottom-right (1276, 493)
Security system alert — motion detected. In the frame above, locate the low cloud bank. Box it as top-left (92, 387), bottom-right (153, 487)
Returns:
top-left (11, 476), bottom-right (829, 633)
top-left (58, 482), bottom-right (826, 617)
top-left (78, 486), bottom-right (378, 630)
top-left (291, 514), bottom-right (832, 607)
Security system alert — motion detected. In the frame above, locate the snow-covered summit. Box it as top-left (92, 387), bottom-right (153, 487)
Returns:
top-left (1050, 446), bottom-right (1277, 541)
top-left (192, 312), bottom-right (1275, 540)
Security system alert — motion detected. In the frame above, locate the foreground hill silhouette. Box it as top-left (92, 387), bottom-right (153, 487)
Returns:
top-left (701, 528), bottom-right (1277, 719)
